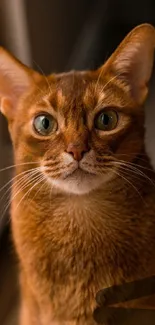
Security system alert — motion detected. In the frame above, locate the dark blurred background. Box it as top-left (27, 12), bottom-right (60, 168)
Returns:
top-left (0, 0), bottom-right (155, 324)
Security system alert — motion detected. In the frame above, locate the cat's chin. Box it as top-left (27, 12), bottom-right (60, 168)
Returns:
top-left (46, 169), bottom-right (109, 195)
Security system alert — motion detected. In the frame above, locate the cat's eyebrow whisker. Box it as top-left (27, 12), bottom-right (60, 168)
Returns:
top-left (33, 83), bottom-right (48, 100)
top-left (100, 73), bottom-right (122, 93)
top-left (94, 62), bottom-right (121, 94)
top-left (33, 59), bottom-right (53, 96)
top-left (94, 65), bottom-right (105, 94)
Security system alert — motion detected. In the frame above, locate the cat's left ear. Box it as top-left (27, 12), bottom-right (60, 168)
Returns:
top-left (102, 24), bottom-right (155, 105)
top-left (0, 47), bottom-right (41, 121)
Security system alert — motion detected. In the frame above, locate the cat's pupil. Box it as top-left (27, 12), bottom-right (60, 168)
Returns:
top-left (101, 113), bottom-right (109, 125)
top-left (42, 117), bottom-right (49, 129)
top-left (94, 109), bottom-right (118, 131)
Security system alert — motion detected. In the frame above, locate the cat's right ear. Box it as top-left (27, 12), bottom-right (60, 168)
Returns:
top-left (0, 48), bottom-right (41, 122)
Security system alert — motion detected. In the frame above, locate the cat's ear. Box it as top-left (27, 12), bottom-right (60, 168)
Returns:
top-left (102, 24), bottom-right (155, 105)
top-left (0, 47), bottom-right (41, 121)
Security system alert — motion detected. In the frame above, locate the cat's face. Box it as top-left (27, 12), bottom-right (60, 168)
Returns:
top-left (0, 24), bottom-right (155, 195)
top-left (9, 71), bottom-right (144, 195)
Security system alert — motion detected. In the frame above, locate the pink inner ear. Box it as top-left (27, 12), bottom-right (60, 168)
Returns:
top-left (0, 83), bottom-right (30, 119)
top-left (14, 85), bottom-right (29, 95)
top-left (0, 97), bottom-right (13, 117)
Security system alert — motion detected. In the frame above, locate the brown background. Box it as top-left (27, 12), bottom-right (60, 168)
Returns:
top-left (0, 1), bottom-right (155, 324)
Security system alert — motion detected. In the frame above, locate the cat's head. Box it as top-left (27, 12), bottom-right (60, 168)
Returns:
top-left (0, 24), bottom-right (155, 195)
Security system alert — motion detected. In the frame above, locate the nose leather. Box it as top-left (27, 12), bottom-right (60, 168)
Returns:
top-left (66, 142), bottom-right (89, 161)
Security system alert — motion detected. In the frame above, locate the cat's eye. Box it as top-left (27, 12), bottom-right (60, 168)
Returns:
top-left (33, 114), bottom-right (57, 136)
top-left (94, 110), bottom-right (118, 131)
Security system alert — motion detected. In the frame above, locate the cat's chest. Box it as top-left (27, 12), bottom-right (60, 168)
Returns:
top-left (13, 194), bottom-right (119, 278)
top-left (12, 192), bottom-right (155, 321)
top-left (13, 191), bottom-right (155, 282)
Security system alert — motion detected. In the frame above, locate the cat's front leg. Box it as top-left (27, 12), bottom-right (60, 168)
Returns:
top-left (20, 297), bottom-right (59, 325)
top-left (19, 272), bottom-right (42, 325)
top-left (20, 300), bottom-right (41, 325)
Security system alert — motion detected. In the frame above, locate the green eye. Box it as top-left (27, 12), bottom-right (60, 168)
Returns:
top-left (33, 114), bottom-right (57, 136)
top-left (94, 110), bottom-right (118, 131)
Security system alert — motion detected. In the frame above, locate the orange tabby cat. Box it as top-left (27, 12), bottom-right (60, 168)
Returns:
top-left (0, 24), bottom-right (155, 325)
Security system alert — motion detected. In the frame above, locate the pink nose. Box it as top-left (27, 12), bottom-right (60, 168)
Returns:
top-left (66, 143), bottom-right (89, 161)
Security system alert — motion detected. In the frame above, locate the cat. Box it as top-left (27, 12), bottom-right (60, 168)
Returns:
top-left (0, 23), bottom-right (155, 325)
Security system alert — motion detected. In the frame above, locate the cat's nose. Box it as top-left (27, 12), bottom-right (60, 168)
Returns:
top-left (66, 143), bottom-right (89, 161)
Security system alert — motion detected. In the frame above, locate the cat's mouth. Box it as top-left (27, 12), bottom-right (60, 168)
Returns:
top-left (63, 167), bottom-right (95, 180)
top-left (45, 164), bottom-right (107, 195)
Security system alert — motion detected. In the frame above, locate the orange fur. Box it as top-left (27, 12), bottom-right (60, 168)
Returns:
top-left (1, 24), bottom-right (155, 324)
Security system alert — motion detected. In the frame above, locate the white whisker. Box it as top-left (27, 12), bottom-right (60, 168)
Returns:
top-left (14, 175), bottom-right (46, 213)
top-left (33, 60), bottom-right (53, 95)
top-left (0, 161), bottom-right (38, 173)
top-left (113, 161), bottom-right (155, 188)
top-left (0, 168), bottom-right (41, 206)
top-left (1, 170), bottom-right (42, 220)
top-left (31, 177), bottom-right (47, 202)
top-left (111, 168), bottom-right (144, 202)
top-left (0, 167), bottom-right (40, 195)
top-left (101, 73), bottom-right (122, 92)
top-left (95, 71), bottom-right (121, 94)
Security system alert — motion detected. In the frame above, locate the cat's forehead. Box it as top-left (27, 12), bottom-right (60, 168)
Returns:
top-left (31, 70), bottom-right (130, 116)
top-left (55, 71), bottom-right (87, 92)
top-left (50, 71), bottom-right (96, 107)
top-left (51, 71), bottom-right (124, 106)
top-left (50, 71), bottom-right (89, 109)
